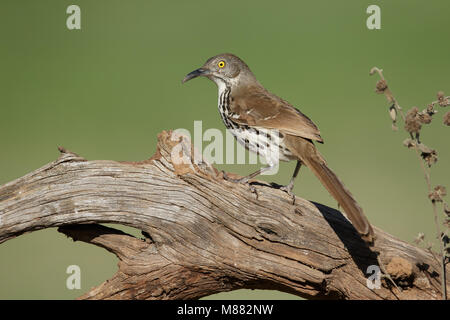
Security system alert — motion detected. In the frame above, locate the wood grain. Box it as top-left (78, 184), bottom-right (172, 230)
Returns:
top-left (0, 130), bottom-right (447, 299)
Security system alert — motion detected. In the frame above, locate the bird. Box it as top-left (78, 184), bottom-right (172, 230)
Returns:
top-left (182, 53), bottom-right (374, 244)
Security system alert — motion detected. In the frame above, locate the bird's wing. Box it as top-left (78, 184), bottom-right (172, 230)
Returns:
top-left (230, 87), bottom-right (323, 143)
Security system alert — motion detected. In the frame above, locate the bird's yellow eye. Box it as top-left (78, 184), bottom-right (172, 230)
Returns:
top-left (218, 61), bottom-right (226, 68)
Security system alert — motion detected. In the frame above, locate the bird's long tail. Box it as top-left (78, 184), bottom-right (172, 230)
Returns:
top-left (284, 135), bottom-right (374, 244)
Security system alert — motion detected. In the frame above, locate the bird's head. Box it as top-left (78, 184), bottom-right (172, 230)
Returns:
top-left (182, 53), bottom-right (255, 87)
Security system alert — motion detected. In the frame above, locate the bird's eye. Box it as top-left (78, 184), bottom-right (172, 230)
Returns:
top-left (218, 61), bottom-right (226, 68)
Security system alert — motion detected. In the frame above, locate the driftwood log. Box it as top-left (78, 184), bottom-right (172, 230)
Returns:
top-left (0, 130), bottom-right (447, 300)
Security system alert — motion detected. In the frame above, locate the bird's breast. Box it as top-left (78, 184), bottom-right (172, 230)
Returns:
top-left (217, 87), bottom-right (295, 164)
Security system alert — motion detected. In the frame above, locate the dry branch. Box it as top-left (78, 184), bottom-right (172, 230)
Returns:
top-left (0, 130), bottom-right (448, 299)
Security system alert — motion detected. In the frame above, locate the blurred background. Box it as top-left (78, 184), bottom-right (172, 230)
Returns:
top-left (0, 0), bottom-right (449, 299)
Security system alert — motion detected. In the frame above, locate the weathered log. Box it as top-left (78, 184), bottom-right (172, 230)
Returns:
top-left (0, 131), bottom-right (447, 299)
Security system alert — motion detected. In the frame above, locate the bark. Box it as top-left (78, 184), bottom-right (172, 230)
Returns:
top-left (0, 130), bottom-right (447, 299)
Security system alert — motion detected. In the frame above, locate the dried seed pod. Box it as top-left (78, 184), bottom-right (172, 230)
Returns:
top-left (389, 105), bottom-right (397, 122)
top-left (444, 217), bottom-right (450, 228)
top-left (417, 143), bottom-right (434, 154)
top-left (444, 203), bottom-right (450, 216)
top-left (403, 138), bottom-right (416, 148)
top-left (405, 107), bottom-right (422, 134)
top-left (418, 112), bottom-right (432, 124)
top-left (428, 185), bottom-right (447, 202)
top-left (444, 111), bottom-right (450, 126)
top-left (421, 148), bottom-right (438, 167)
top-left (439, 97), bottom-right (450, 107)
top-left (376, 79), bottom-right (388, 93)
top-left (426, 104), bottom-right (437, 115)
top-left (437, 91), bottom-right (450, 107)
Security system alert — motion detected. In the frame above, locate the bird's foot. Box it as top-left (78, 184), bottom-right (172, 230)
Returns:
top-left (222, 171), bottom-right (258, 199)
top-left (280, 182), bottom-right (296, 205)
top-left (222, 171), bottom-right (249, 184)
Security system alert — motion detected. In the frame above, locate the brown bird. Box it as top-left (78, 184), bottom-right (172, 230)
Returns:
top-left (182, 53), bottom-right (374, 244)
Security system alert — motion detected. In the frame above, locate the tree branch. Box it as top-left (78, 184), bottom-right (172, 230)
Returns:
top-left (0, 130), bottom-right (447, 299)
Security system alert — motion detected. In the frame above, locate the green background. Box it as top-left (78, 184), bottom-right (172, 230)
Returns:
top-left (0, 0), bottom-right (449, 299)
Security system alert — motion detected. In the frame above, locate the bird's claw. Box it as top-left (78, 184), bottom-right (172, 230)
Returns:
top-left (222, 171), bottom-right (248, 184)
top-left (249, 184), bottom-right (258, 199)
top-left (222, 171), bottom-right (257, 198)
top-left (280, 183), bottom-right (296, 205)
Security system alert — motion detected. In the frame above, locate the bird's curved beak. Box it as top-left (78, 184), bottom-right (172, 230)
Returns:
top-left (182, 68), bottom-right (210, 84)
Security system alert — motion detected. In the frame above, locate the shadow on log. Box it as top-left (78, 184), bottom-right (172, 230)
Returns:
top-left (0, 130), bottom-right (447, 299)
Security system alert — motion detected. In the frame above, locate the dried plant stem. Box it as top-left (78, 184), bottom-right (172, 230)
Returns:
top-left (412, 146), bottom-right (431, 190)
top-left (370, 67), bottom-right (406, 122)
top-left (370, 67), bottom-right (448, 300)
top-left (407, 98), bottom-right (447, 299)
top-left (429, 98), bottom-right (450, 106)
top-left (411, 133), bottom-right (446, 299)
top-left (436, 203), bottom-right (448, 300)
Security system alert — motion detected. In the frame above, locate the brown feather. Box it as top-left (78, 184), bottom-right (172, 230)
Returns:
top-left (283, 135), bottom-right (374, 243)
top-left (230, 85), bottom-right (324, 143)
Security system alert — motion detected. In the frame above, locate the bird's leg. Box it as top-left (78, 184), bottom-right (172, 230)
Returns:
top-left (222, 164), bottom-right (276, 198)
top-left (222, 164), bottom-right (275, 184)
top-left (280, 161), bottom-right (302, 204)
